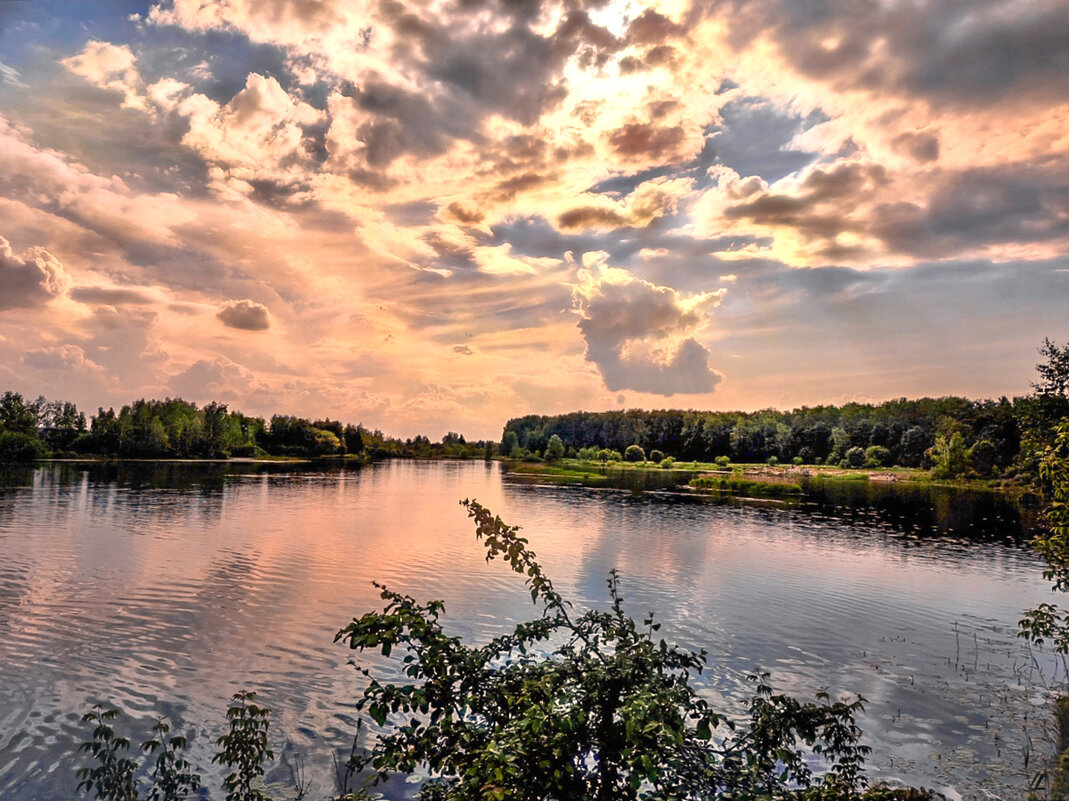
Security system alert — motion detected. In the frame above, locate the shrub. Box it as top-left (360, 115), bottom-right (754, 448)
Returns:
top-left (844, 447), bottom-right (866, 469)
top-left (767, 455), bottom-right (779, 466)
top-left (624, 444), bottom-right (645, 462)
top-left (0, 431), bottom-right (47, 463)
top-left (78, 502), bottom-right (934, 801)
top-left (544, 434), bottom-right (565, 462)
top-left (715, 455), bottom-right (731, 467)
top-left (864, 446), bottom-right (893, 468)
top-left (335, 500), bottom-right (928, 801)
top-left (660, 456), bottom-right (675, 469)
top-left (649, 449), bottom-right (665, 463)
top-left (968, 439), bottom-right (998, 476)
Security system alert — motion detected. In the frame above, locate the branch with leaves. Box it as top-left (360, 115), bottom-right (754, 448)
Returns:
top-left (335, 499), bottom-right (930, 801)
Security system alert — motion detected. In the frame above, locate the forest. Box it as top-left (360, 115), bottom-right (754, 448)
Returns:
top-left (2, 340), bottom-right (1068, 478)
top-left (0, 393), bottom-right (491, 462)
top-left (502, 340), bottom-right (1069, 480)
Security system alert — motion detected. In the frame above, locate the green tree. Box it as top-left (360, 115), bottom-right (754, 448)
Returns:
top-left (344, 424), bottom-right (366, 455)
top-left (1020, 421), bottom-right (1069, 653)
top-left (928, 432), bottom-right (968, 479)
top-left (843, 446), bottom-right (866, 469)
top-left (1034, 339), bottom-right (1069, 399)
top-left (335, 500), bottom-right (928, 801)
top-left (864, 446), bottom-right (892, 468)
top-left (967, 439), bottom-right (998, 476)
top-left (545, 433), bottom-right (565, 462)
top-left (624, 443), bottom-right (645, 462)
top-left (501, 430), bottom-right (520, 458)
top-left (0, 431), bottom-right (46, 462)
top-left (0, 391), bottom-right (39, 435)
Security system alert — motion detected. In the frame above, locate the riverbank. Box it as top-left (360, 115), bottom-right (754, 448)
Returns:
top-left (505, 457), bottom-right (1038, 499)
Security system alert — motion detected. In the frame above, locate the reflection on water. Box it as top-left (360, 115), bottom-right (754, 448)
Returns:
top-left (0, 461), bottom-right (1056, 799)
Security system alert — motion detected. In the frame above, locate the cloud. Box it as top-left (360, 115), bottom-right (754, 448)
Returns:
top-left (0, 59), bottom-right (28, 89)
top-left (558, 206), bottom-right (628, 231)
top-left (453, 344), bottom-right (474, 356)
top-left (557, 176), bottom-right (693, 232)
top-left (573, 256), bottom-right (725, 395)
top-left (72, 286), bottom-right (155, 305)
top-left (712, 0), bottom-right (1069, 107)
top-left (217, 298), bottom-right (271, 330)
top-left (0, 236), bottom-right (70, 311)
top-left (168, 356), bottom-right (264, 402)
top-left (607, 122), bottom-right (690, 163)
top-left (62, 41), bottom-right (147, 111)
top-left (891, 131), bottom-right (940, 163)
top-left (714, 157), bottom-right (1069, 263)
top-left (23, 344), bottom-right (97, 370)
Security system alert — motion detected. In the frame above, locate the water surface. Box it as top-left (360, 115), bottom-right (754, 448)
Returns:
top-left (0, 461), bottom-right (1057, 799)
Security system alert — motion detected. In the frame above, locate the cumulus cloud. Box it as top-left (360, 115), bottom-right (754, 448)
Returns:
top-left (573, 255), bottom-right (725, 395)
top-left (217, 298), bottom-right (271, 330)
top-left (168, 356), bottom-right (264, 401)
top-left (713, 156), bottom-right (1069, 263)
top-left (713, 0), bottom-right (1069, 107)
top-left (62, 41), bottom-right (146, 110)
top-left (557, 176), bottom-right (692, 232)
top-left (23, 344), bottom-right (97, 370)
top-left (0, 236), bottom-right (70, 311)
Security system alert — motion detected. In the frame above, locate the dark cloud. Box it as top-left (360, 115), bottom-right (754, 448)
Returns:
top-left (217, 298), bottom-right (271, 330)
top-left (0, 237), bottom-right (68, 311)
top-left (608, 122), bottom-right (687, 162)
top-left (72, 286), bottom-right (155, 305)
top-left (420, 232), bottom-right (478, 272)
top-left (892, 130), bottom-right (940, 163)
top-left (487, 172), bottom-right (553, 202)
top-left (348, 76), bottom-right (466, 165)
top-left (722, 161), bottom-right (889, 244)
top-left (576, 272), bottom-right (722, 395)
top-left (870, 162), bottom-right (1069, 257)
top-left (722, 152), bottom-right (1069, 260)
top-left (453, 344), bottom-right (474, 355)
top-left (626, 9), bottom-right (685, 45)
top-left (343, 5), bottom-right (620, 169)
top-left (444, 202), bottom-right (485, 225)
top-left (558, 206), bottom-right (628, 230)
top-left (710, 0), bottom-right (1069, 106)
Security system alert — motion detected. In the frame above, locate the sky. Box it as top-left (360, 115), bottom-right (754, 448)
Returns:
top-left (0, 0), bottom-right (1066, 440)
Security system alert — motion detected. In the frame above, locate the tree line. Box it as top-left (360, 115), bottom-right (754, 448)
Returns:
top-left (502, 339), bottom-right (1069, 480)
top-left (0, 393), bottom-right (493, 462)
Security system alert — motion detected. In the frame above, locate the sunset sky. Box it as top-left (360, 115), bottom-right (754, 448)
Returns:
top-left (0, 0), bottom-right (1066, 439)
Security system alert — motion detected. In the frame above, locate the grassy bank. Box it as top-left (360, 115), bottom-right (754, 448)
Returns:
top-left (514, 457), bottom-right (1034, 497)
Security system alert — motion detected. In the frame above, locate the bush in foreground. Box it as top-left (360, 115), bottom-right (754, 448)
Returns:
top-left (79, 501), bottom-right (934, 801)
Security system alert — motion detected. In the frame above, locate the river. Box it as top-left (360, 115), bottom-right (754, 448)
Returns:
top-left (0, 460), bottom-right (1058, 799)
